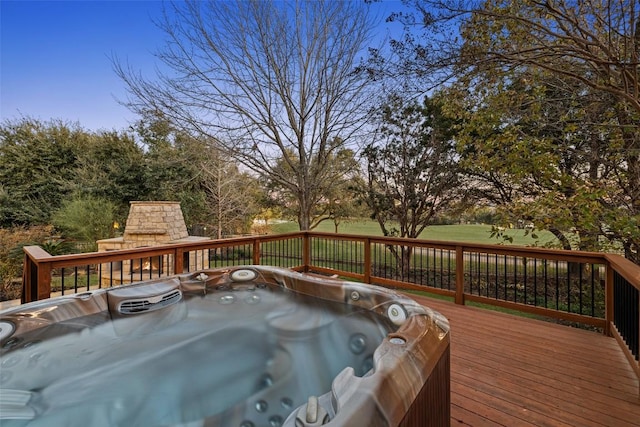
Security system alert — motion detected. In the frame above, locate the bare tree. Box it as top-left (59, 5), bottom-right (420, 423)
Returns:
top-left (198, 147), bottom-right (262, 238)
top-left (115, 0), bottom-right (379, 230)
top-left (264, 144), bottom-right (364, 230)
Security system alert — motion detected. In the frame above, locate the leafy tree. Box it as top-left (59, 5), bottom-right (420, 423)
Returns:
top-left (115, 0), bottom-right (380, 230)
top-left (321, 149), bottom-right (370, 233)
top-left (458, 1), bottom-right (640, 259)
top-left (325, 178), bottom-right (370, 234)
top-left (0, 118), bottom-right (87, 226)
top-left (72, 130), bottom-right (148, 221)
top-left (51, 195), bottom-right (117, 250)
top-left (132, 116), bottom-right (222, 228)
top-left (389, 0), bottom-right (640, 262)
top-left (135, 117), bottom-right (189, 199)
top-left (253, 207), bottom-right (282, 231)
top-left (135, 116), bottom-right (262, 237)
top-left (456, 1), bottom-right (640, 114)
top-left (386, 1), bottom-right (639, 113)
top-left (363, 93), bottom-right (462, 274)
top-left (452, 69), bottom-right (618, 251)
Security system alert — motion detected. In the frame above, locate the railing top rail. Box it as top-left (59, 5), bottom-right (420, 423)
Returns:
top-left (23, 232), bottom-right (307, 269)
top-left (23, 244), bottom-right (181, 268)
top-left (24, 231), bottom-right (612, 269)
top-left (306, 231), bottom-right (370, 243)
top-left (454, 244), bottom-right (606, 263)
top-left (605, 253), bottom-right (640, 291)
top-left (306, 232), bottom-right (607, 263)
top-left (22, 245), bottom-right (54, 260)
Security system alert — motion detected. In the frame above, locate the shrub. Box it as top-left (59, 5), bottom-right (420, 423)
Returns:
top-left (0, 225), bottom-right (55, 301)
top-left (51, 195), bottom-right (116, 250)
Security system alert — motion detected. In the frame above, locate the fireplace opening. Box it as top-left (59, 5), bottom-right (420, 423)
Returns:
top-left (131, 256), bottom-right (163, 275)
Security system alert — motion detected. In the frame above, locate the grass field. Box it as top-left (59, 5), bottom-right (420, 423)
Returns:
top-left (269, 220), bottom-right (559, 247)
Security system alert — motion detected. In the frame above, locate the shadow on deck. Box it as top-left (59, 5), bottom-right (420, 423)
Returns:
top-left (409, 295), bottom-right (640, 427)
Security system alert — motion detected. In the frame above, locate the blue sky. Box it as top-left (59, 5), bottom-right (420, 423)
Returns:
top-left (1, 0), bottom-right (170, 131)
top-left (1, 0), bottom-right (401, 132)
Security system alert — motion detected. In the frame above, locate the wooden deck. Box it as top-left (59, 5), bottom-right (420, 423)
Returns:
top-left (409, 295), bottom-right (640, 427)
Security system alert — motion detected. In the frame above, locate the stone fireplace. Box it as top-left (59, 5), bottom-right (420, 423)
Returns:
top-left (97, 201), bottom-right (210, 285)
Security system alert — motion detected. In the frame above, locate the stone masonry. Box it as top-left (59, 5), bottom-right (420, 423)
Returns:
top-left (122, 201), bottom-right (189, 246)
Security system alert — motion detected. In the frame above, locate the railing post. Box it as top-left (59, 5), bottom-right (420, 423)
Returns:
top-left (302, 233), bottom-right (310, 273)
top-left (364, 238), bottom-right (371, 284)
top-left (253, 239), bottom-right (261, 265)
top-left (22, 254), bottom-right (36, 304)
top-left (37, 262), bottom-right (52, 301)
top-left (22, 246), bottom-right (53, 303)
top-left (605, 263), bottom-right (614, 336)
top-left (174, 247), bottom-right (184, 275)
top-left (455, 245), bottom-right (465, 305)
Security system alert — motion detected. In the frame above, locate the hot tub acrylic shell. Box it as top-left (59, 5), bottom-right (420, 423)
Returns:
top-left (0, 266), bottom-right (450, 427)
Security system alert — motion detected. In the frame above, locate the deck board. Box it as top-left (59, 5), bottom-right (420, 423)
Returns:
top-left (408, 295), bottom-right (640, 427)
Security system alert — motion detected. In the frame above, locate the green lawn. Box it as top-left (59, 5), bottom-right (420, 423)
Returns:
top-left (269, 219), bottom-right (559, 247)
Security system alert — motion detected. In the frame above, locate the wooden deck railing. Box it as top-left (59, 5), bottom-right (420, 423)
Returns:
top-left (21, 231), bottom-right (640, 380)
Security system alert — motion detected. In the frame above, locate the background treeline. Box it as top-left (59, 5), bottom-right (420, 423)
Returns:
top-left (0, 117), bottom-right (265, 246)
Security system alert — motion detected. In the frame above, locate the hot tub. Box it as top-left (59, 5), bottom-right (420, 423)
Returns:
top-left (0, 266), bottom-right (450, 427)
